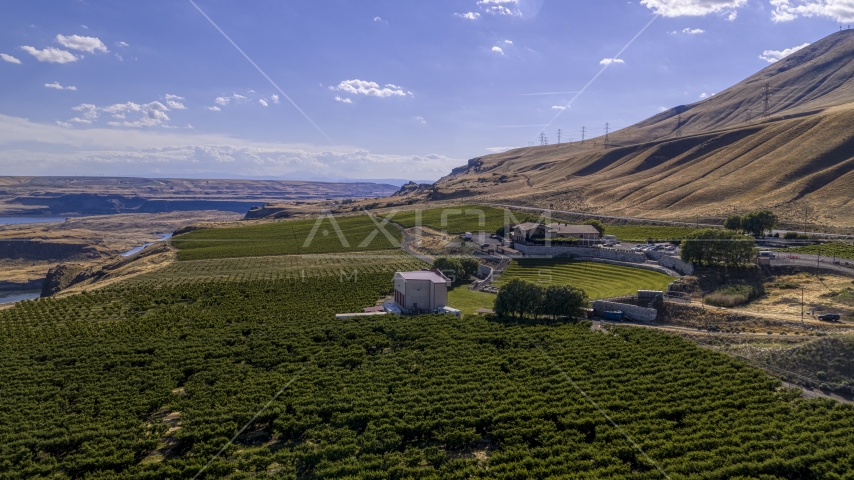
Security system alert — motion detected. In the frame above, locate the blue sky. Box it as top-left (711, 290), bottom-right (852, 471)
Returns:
top-left (1, 0), bottom-right (851, 182)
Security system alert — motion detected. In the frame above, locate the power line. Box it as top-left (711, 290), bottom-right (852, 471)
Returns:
top-left (761, 83), bottom-right (773, 118)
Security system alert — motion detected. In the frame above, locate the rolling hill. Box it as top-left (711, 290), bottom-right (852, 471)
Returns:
top-left (427, 30), bottom-right (854, 228)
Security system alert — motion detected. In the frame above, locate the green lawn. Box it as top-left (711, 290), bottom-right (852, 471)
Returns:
top-left (172, 215), bottom-right (402, 260)
top-left (384, 206), bottom-right (537, 234)
top-left (447, 285), bottom-right (496, 315)
top-left (495, 259), bottom-right (674, 300)
top-left (605, 225), bottom-right (704, 242)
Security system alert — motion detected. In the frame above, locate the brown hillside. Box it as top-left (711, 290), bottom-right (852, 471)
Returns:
top-left (432, 30), bottom-right (854, 227)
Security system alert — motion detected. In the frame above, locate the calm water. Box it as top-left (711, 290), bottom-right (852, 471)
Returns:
top-left (0, 216), bottom-right (67, 225)
top-left (121, 233), bottom-right (174, 257)
top-left (0, 290), bottom-right (41, 305)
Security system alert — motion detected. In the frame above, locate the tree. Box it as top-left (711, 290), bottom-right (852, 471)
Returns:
top-left (541, 285), bottom-right (589, 320)
top-left (432, 257), bottom-right (465, 284)
top-left (494, 278), bottom-right (527, 318)
top-left (681, 229), bottom-right (756, 267)
top-left (458, 257), bottom-right (481, 279)
top-left (724, 215), bottom-right (743, 231)
top-left (495, 224), bottom-right (515, 238)
top-left (741, 210), bottom-right (778, 237)
top-left (581, 219), bottom-right (606, 235)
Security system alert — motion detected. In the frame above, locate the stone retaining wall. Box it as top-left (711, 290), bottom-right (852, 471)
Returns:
top-left (592, 300), bottom-right (658, 322)
top-left (514, 244), bottom-right (646, 263)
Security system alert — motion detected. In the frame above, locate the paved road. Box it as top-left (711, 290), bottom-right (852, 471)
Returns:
top-left (390, 223), bottom-right (434, 264)
top-left (484, 202), bottom-right (854, 239)
top-left (771, 254), bottom-right (854, 277)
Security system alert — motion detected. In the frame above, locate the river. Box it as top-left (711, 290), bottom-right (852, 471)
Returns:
top-left (121, 233), bottom-right (174, 257)
top-left (0, 290), bottom-right (41, 305)
top-left (0, 216), bottom-right (67, 225)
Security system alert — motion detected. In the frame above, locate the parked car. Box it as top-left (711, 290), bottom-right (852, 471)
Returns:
top-left (818, 313), bottom-right (841, 322)
top-left (481, 243), bottom-right (490, 249)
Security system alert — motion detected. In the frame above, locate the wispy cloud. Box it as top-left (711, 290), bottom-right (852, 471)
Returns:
top-left (271, 94), bottom-right (280, 104)
top-left (45, 81), bottom-right (77, 91)
top-left (771, 0), bottom-right (854, 22)
top-left (116, 41), bottom-right (130, 47)
top-left (1, 53), bottom-right (22, 64)
top-left (330, 79), bottom-right (407, 97)
top-left (640, 0), bottom-right (746, 17)
top-left (759, 42), bottom-right (810, 62)
top-left (599, 58), bottom-right (625, 65)
top-left (492, 46), bottom-right (505, 55)
top-left (415, 116), bottom-right (426, 124)
top-left (207, 106), bottom-right (221, 111)
top-left (56, 34), bottom-right (108, 53)
top-left (478, 0), bottom-right (522, 16)
top-left (20, 46), bottom-right (77, 63)
top-left (671, 27), bottom-right (705, 34)
top-left (334, 95), bottom-right (353, 104)
top-left (551, 105), bottom-right (567, 110)
top-left (454, 12), bottom-right (481, 19)
top-left (259, 99), bottom-right (268, 107)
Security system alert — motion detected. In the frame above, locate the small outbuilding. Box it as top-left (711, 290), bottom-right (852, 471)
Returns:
top-left (393, 270), bottom-right (452, 313)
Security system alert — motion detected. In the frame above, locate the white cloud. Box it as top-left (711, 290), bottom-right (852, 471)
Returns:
top-left (658, 106), bottom-right (668, 112)
top-left (640, 0), bottom-right (746, 17)
top-left (167, 100), bottom-right (187, 109)
top-left (45, 81), bottom-right (77, 90)
top-left (72, 104), bottom-right (99, 120)
top-left (1, 53), bottom-right (21, 64)
top-left (70, 117), bottom-right (92, 124)
top-left (207, 106), bottom-right (221, 111)
top-left (700, 92), bottom-right (709, 98)
top-left (492, 46), bottom-right (505, 54)
top-left (0, 113), bottom-right (459, 180)
top-left (112, 114), bottom-right (126, 119)
top-left (165, 94), bottom-right (184, 100)
top-left (259, 99), bottom-right (269, 107)
top-left (486, 146), bottom-right (514, 153)
top-left (55, 121), bottom-right (72, 128)
top-left (331, 79), bottom-right (407, 97)
top-left (759, 42), bottom-right (810, 62)
top-left (454, 12), bottom-right (481, 19)
top-left (771, 0), bottom-right (854, 22)
top-left (215, 96), bottom-right (231, 106)
top-left (478, 0), bottom-right (522, 16)
top-left (20, 46), bottom-right (77, 63)
top-left (81, 25), bottom-right (88, 29)
top-left (415, 116), bottom-right (426, 124)
top-left (334, 95), bottom-right (353, 103)
top-left (600, 58), bottom-right (625, 65)
top-left (233, 93), bottom-right (247, 101)
top-left (271, 94), bottom-right (280, 104)
top-left (504, 39), bottom-right (513, 44)
top-left (728, 10), bottom-right (738, 20)
top-left (116, 41), bottom-right (130, 47)
top-left (102, 102), bottom-right (141, 114)
top-left (682, 28), bottom-right (705, 34)
top-left (56, 34), bottom-right (108, 53)
top-left (552, 105), bottom-right (567, 110)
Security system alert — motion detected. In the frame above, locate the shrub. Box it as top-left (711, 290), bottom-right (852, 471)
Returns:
top-left (784, 231), bottom-right (800, 239)
top-left (704, 284), bottom-right (764, 308)
top-left (817, 371), bottom-right (828, 381)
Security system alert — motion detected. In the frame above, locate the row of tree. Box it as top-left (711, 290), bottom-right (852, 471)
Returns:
top-left (494, 278), bottom-right (588, 319)
top-left (680, 229), bottom-right (757, 266)
top-left (432, 256), bottom-right (481, 284)
top-left (724, 210), bottom-right (778, 237)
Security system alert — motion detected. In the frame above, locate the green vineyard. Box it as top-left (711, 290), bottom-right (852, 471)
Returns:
top-left (2, 276), bottom-right (854, 478)
top-left (782, 242), bottom-right (854, 261)
top-left (384, 206), bottom-right (523, 234)
top-left (172, 215), bottom-right (402, 260)
top-left (495, 259), bottom-right (675, 300)
top-left (605, 225), bottom-right (704, 243)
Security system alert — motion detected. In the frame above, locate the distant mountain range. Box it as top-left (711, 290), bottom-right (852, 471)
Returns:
top-left (426, 30), bottom-right (854, 228)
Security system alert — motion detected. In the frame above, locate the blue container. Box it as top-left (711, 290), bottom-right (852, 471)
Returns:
top-left (603, 311), bottom-right (624, 321)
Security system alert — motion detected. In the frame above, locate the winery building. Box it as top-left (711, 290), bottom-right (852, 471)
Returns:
top-left (393, 270), bottom-right (452, 313)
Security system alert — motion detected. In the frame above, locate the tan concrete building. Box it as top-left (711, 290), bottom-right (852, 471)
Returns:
top-left (393, 270), bottom-right (452, 313)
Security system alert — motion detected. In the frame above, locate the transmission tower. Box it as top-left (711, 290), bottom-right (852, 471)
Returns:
top-left (557, 129), bottom-right (562, 144)
top-left (539, 132), bottom-right (548, 146)
top-left (761, 83), bottom-right (773, 118)
top-left (581, 126), bottom-right (586, 144)
top-left (604, 123), bottom-right (610, 146)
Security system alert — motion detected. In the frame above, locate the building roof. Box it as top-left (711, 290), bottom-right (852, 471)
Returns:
top-left (395, 270), bottom-right (451, 284)
top-left (513, 222), bottom-right (540, 232)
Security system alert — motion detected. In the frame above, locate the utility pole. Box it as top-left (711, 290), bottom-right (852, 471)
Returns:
top-left (816, 247), bottom-right (821, 276)
top-left (581, 126), bottom-right (586, 144)
top-left (801, 287), bottom-right (805, 327)
top-left (604, 123), bottom-right (610, 147)
top-left (557, 129), bottom-right (562, 144)
top-left (762, 83), bottom-right (773, 118)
